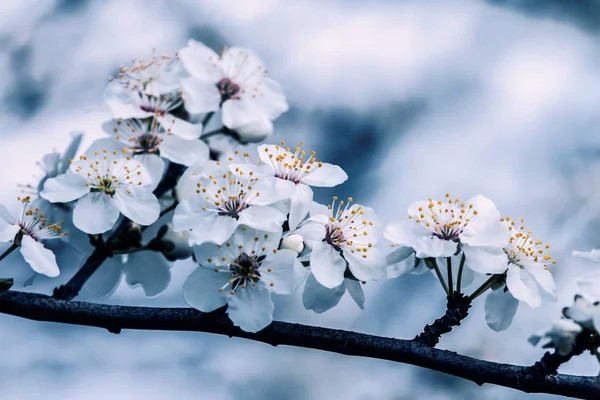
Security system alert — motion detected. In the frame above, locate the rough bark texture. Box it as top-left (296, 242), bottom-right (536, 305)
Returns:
top-left (414, 293), bottom-right (472, 347)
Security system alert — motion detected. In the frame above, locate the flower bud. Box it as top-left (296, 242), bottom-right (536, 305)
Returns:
top-left (280, 234), bottom-right (304, 255)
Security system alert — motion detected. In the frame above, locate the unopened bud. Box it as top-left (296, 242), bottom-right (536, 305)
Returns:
top-left (280, 234), bottom-right (304, 255)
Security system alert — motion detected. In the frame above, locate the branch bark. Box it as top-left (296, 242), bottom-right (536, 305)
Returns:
top-left (0, 291), bottom-right (598, 399)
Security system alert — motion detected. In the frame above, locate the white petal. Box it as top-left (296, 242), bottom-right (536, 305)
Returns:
top-left (237, 205), bottom-right (286, 232)
top-left (231, 225), bottom-right (282, 255)
top-left (344, 279), bottom-right (365, 310)
top-left (460, 195), bottom-right (507, 247)
top-left (413, 236), bottom-right (458, 258)
top-left (183, 266), bottom-right (230, 312)
top-left (293, 258), bottom-right (309, 290)
top-left (187, 215), bottom-right (239, 246)
top-left (227, 283), bottom-right (274, 333)
top-left (85, 259), bottom-right (123, 297)
top-left (20, 236), bottom-right (59, 277)
top-left (41, 152), bottom-right (60, 176)
top-left (156, 114), bottom-right (203, 140)
top-left (248, 177), bottom-right (296, 206)
top-left (280, 234), bottom-right (304, 254)
top-left (386, 246), bottom-right (414, 266)
top-left (73, 192), bottom-right (120, 234)
top-left (572, 249), bottom-right (600, 263)
top-left (384, 220), bottom-right (418, 248)
top-left (135, 154), bottom-right (166, 190)
top-left (309, 201), bottom-right (330, 217)
top-left (40, 173), bottom-right (90, 203)
top-left (310, 241), bottom-right (346, 289)
top-left (84, 137), bottom-right (125, 157)
top-left (577, 273), bottom-right (600, 298)
top-left (302, 273), bottom-right (345, 313)
top-left (123, 251), bottom-right (171, 297)
top-left (181, 77), bottom-right (221, 114)
top-left (0, 203), bottom-right (15, 224)
top-left (301, 163), bottom-right (348, 187)
top-left (113, 187), bottom-right (160, 226)
top-left (484, 287), bottom-right (519, 332)
top-left (259, 249), bottom-right (297, 295)
top-left (222, 47), bottom-right (265, 83)
top-left (257, 78), bottom-right (289, 119)
top-left (528, 264), bottom-right (556, 297)
top-left (233, 116), bottom-right (273, 143)
top-left (506, 265), bottom-right (541, 308)
top-left (294, 219), bottom-right (326, 248)
top-left (175, 159), bottom-right (212, 201)
top-left (0, 224), bottom-right (20, 242)
top-left (159, 135), bottom-right (209, 166)
top-left (463, 245), bottom-right (509, 274)
top-left (221, 98), bottom-right (257, 130)
top-left (179, 39), bottom-right (221, 79)
top-left (288, 184), bottom-right (313, 231)
top-left (346, 248), bottom-right (387, 282)
top-left (104, 85), bottom-right (150, 119)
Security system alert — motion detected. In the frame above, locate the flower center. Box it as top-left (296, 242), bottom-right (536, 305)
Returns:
top-left (264, 142), bottom-right (323, 184)
top-left (323, 196), bottom-right (374, 261)
top-left (502, 217), bottom-right (554, 267)
top-left (216, 77), bottom-right (241, 102)
top-left (409, 194), bottom-right (477, 243)
top-left (135, 133), bottom-right (161, 154)
top-left (16, 196), bottom-right (65, 241)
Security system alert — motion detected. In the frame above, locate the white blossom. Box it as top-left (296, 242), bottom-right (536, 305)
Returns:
top-left (484, 284), bottom-right (519, 332)
top-left (280, 234), bottom-right (304, 254)
top-left (104, 53), bottom-right (203, 140)
top-left (528, 319), bottom-right (582, 356)
top-left (232, 142), bottom-right (347, 230)
top-left (465, 217), bottom-right (556, 308)
top-left (40, 147), bottom-right (160, 234)
top-left (384, 194), bottom-right (506, 260)
top-left (0, 196), bottom-right (63, 277)
top-left (179, 40), bottom-right (288, 142)
top-left (102, 118), bottom-right (209, 182)
top-left (183, 226), bottom-right (296, 332)
top-left (173, 152), bottom-right (287, 246)
top-left (296, 197), bottom-right (386, 289)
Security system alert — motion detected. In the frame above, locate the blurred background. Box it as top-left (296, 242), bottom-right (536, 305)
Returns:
top-left (1, 0), bottom-right (600, 398)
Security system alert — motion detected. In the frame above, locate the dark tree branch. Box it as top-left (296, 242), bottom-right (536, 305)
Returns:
top-left (52, 243), bottom-right (108, 300)
top-left (0, 291), bottom-right (598, 399)
top-left (414, 293), bottom-right (472, 347)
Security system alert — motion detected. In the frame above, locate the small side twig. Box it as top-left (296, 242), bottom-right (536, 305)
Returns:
top-left (414, 293), bottom-right (472, 347)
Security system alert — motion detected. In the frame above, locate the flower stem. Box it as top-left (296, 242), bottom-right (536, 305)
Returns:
top-left (159, 200), bottom-right (178, 218)
top-left (414, 292), bottom-right (472, 347)
top-left (456, 253), bottom-right (466, 294)
top-left (468, 274), bottom-right (500, 301)
top-left (426, 258), bottom-right (449, 295)
top-left (200, 126), bottom-right (227, 140)
top-left (201, 111), bottom-right (215, 127)
top-left (0, 243), bottom-right (18, 263)
top-left (446, 257), bottom-right (453, 294)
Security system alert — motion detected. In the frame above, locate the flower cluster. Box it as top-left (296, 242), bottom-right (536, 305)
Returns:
top-left (4, 36), bottom-right (600, 375)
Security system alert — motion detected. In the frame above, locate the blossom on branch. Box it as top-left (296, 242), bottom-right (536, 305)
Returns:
top-left (179, 40), bottom-right (288, 143)
top-left (528, 319), bottom-right (583, 356)
top-left (40, 147), bottom-right (160, 234)
top-left (183, 225), bottom-right (297, 332)
top-left (173, 152), bottom-right (286, 246)
top-left (104, 53), bottom-right (203, 141)
top-left (0, 196), bottom-right (63, 277)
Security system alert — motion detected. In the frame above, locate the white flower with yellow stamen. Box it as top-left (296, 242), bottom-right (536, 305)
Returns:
top-left (40, 147), bottom-right (160, 234)
top-left (232, 142), bottom-right (347, 230)
top-left (465, 217), bottom-right (556, 308)
top-left (296, 197), bottom-right (386, 289)
top-left (183, 226), bottom-right (296, 332)
top-left (104, 53), bottom-right (203, 141)
top-left (102, 117), bottom-right (209, 181)
top-left (528, 319), bottom-right (582, 356)
top-left (179, 40), bottom-right (288, 143)
top-left (173, 152), bottom-right (287, 246)
top-left (0, 196), bottom-right (64, 277)
top-left (384, 194), bottom-right (506, 259)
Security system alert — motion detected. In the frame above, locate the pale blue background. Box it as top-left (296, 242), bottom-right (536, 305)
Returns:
top-left (1, 0), bottom-right (600, 398)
